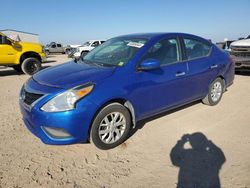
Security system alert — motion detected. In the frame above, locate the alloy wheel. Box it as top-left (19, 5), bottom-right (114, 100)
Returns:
top-left (210, 81), bottom-right (222, 102)
top-left (98, 112), bottom-right (126, 144)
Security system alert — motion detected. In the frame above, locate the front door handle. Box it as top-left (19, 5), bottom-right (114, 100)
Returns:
top-left (210, 64), bottom-right (218, 69)
top-left (175, 72), bottom-right (186, 77)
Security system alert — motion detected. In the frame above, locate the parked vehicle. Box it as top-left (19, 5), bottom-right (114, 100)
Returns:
top-left (73, 40), bottom-right (105, 58)
top-left (216, 40), bottom-right (235, 51)
top-left (0, 32), bottom-right (46, 75)
top-left (230, 35), bottom-right (250, 69)
top-left (65, 44), bottom-right (81, 57)
top-left (19, 33), bottom-right (234, 149)
top-left (45, 42), bottom-right (69, 55)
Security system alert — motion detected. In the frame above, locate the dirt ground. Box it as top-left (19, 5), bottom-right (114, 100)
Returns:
top-left (0, 55), bottom-right (250, 188)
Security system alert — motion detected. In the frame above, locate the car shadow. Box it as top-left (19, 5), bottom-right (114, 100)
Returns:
top-left (41, 65), bottom-right (52, 70)
top-left (127, 101), bottom-right (200, 139)
top-left (0, 65), bottom-right (52, 77)
top-left (46, 55), bottom-right (57, 58)
top-left (170, 132), bottom-right (226, 188)
top-left (43, 60), bottom-right (57, 64)
top-left (0, 69), bottom-right (22, 77)
top-left (235, 70), bottom-right (250, 76)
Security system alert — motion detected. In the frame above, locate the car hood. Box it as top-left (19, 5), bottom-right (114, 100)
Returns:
top-left (231, 39), bottom-right (250, 47)
top-left (18, 41), bottom-right (43, 53)
top-left (33, 61), bottom-right (116, 89)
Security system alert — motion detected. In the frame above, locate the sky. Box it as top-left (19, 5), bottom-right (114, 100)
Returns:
top-left (1, 0), bottom-right (250, 45)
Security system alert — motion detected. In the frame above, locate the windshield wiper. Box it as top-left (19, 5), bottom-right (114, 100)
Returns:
top-left (83, 59), bottom-right (106, 67)
top-left (78, 57), bottom-right (117, 68)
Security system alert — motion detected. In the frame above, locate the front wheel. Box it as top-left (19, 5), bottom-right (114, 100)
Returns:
top-left (21, 57), bottom-right (41, 75)
top-left (202, 78), bottom-right (224, 106)
top-left (81, 51), bottom-right (88, 57)
top-left (90, 103), bottom-right (131, 150)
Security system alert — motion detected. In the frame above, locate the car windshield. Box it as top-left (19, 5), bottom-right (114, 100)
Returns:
top-left (246, 35), bottom-right (250, 39)
top-left (80, 37), bottom-right (147, 67)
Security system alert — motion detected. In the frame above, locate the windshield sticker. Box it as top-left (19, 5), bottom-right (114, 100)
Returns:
top-left (118, 62), bottom-right (124, 66)
top-left (127, 42), bottom-right (144, 48)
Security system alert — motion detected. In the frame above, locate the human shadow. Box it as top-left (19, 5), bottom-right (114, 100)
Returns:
top-left (170, 132), bottom-right (226, 188)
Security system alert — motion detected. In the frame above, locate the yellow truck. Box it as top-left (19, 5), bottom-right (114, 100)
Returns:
top-left (0, 32), bottom-right (46, 75)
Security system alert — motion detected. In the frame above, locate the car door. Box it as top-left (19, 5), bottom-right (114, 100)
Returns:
top-left (57, 43), bottom-right (63, 53)
top-left (181, 37), bottom-right (216, 99)
top-left (0, 35), bottom-right (17, 64)
top-left (130, 37), bottom-right (191, 119)
top-left (50, 43), bottom-right (57, 53)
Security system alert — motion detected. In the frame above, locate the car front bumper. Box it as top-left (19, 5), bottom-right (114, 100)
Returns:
top-left (19, 80), bottom-right (97, 145)
top-left (40, 53), bottom-right (47, 62)
top-left (234, 59), bottom-right (250, 68)
top-left (19, 99), bottom-right (96, 145)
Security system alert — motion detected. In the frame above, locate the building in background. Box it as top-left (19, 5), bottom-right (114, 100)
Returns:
top-left (0, 29), bottom-right (39, 43)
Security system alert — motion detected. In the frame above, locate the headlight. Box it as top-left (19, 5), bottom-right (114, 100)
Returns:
top-left (41, 84), bottom-right (94, 112)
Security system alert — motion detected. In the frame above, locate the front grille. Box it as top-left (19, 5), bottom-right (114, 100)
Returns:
top-left (23, 90), bottom-right (44, 106)
top-left (231, 46), bottom-right (250, 53)
top-left (230, 51), bottom-right (250, 57)
top-left (231, 46), bottom-right (250, 49)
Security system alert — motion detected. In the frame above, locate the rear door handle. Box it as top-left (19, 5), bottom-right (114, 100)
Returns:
top-left (210, 64), bottom-right (218, 69)
top-left (175, 72), bottom-right (186, 77)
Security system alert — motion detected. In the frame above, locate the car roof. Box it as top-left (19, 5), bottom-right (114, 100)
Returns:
top-left (88, 40), bottom-right (106, 42)
top-left (117, 32), bottom-right (209, 42)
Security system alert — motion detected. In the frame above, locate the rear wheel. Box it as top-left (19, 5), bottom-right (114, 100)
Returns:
top-left (202, 78), bottom-right (224, 106)
top-left (90, 103), bottom-right (131, 150)
top-left (21, 57), bottom-right (41, 75)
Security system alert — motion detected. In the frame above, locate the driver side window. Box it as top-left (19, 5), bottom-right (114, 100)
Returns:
top-left (0, 35), bottom-right (11, 45)
top-left (141, 38), bottom-right (180, 65)
top-left (0, 36), bottom-right (3, 44)
top-left (91, 41), bottom-right (99, 47)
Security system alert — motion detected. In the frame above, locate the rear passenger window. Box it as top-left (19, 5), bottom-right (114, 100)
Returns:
top-left (142, 38), bottom-right (180, 65)
top-left (184, 38), bottom-right (211, 60)
top-left (57, 44), bottom-right (62, 47)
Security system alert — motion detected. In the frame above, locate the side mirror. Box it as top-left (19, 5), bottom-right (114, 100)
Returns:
top-left (138, 59), bottom-right (161, 71)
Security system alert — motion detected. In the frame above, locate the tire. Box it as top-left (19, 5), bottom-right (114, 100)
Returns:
top-left (65, 49), bottom-right (70, 55)
top-left (81, 51), bottom-right (88, 57)
top-left (90, 103), bottom-right (131, 150)
top-left (21, 57), bottom-right (41, 75)
top-left (202, 78), bottom-right (224, 106)
top-left (12, 65), bottom-right (23, 73)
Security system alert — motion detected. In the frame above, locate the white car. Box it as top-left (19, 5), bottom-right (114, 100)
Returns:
top-left (73, 40), bottom-right (106, 58)
top-left (230, 35), bottom-right (250, 69)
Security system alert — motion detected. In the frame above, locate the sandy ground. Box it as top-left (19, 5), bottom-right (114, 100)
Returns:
top-left (0, 55), bottom-right (250, 188)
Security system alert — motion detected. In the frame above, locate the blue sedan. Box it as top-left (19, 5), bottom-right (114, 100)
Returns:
top-left (19, 33), bottom-right (234, 149)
